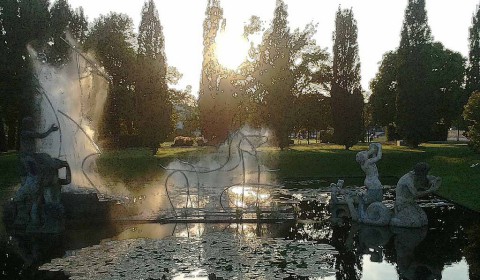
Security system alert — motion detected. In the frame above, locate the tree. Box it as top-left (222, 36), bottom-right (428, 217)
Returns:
top-left (330, 7), bottom-right (364, 150)
top-left (253, 0), bottom-right (296, 149)
top-left (369, 51), bottom-right (399, 140)
top-left (198, 0), bottom-right (240, 145)
top-left (135, 0), bottom-right (173, 152)
top-left (47, 0), bottom-right (74, 65)
top-left (0, 0), bottom-right (50, 149)
top-left (463, 91), bottom-right (480, 152)
top-left (466, 4), bottom-right (480, 100)
top-left (293, 93), bottom-right (331, 144)
top-left (427, 42), bottom-right (465, 140)
top-left (85, 13), bottom-right (136, 147)
top-left (462, 4), bottom-right (480, 133)
top-left (396, 0), bottom-right (434, 147)
top-left (70, 7), bottom-right (89, 45)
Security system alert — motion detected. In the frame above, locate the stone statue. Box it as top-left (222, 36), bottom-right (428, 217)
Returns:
top-left (390, 162), bottom-right (441, 228)
top-left (14, 116), bottom-right (71, 232)
top-left (356, 142), bottom-right (383, 205)
top-left (345, 196), bottom-right (392, 226)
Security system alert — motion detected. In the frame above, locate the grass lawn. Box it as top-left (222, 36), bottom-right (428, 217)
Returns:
top-left (1, 141), bottom-right (479, 211)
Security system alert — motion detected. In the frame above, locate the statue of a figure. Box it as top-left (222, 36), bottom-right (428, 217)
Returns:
top-left (390, 162), bottom-right (441, 228)
top-left (356, 142), bottom-right (383, 205)
top-left (340, 143), bottom-right (391, 226)
top-left (14, 116), bottom-right (71, 232)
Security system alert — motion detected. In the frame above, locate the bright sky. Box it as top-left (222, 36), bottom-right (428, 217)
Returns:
top-left (68, 0), bottom-right (480, 97)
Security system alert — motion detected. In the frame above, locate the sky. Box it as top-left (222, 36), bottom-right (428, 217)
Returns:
top-left (68, 0), bottom-right (480, 97)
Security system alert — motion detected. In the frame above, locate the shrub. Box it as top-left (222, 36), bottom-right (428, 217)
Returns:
top-left (172, 136), bottom-right (194, 147)
top-left (195, 137), bottom-right (208, 146)
top-left (463, 91), bottom-right (480, 153)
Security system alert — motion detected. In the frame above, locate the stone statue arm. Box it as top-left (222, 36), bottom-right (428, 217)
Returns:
top-left (29, 124), bottom-right (59, 139)
top-left (407, 176), bottom-right (441, 198)
top-left (367, 143), bottom-right (382, 164)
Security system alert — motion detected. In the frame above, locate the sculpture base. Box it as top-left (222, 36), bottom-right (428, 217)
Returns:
top-left (3, 191), bottom-right (128, 233)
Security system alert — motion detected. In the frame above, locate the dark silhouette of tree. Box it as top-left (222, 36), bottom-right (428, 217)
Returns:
top-left (250, 0), bottom-right (296, 149)
top-left (85, 13), bottom-right (136, 147)
top-left (331, 7), bottom-right (364, 150)
top-left (47, 0), bottom-right (74, 65)
top-left (135, 0), bottom-right (173, 153)
top-left (427, 42), bottom-right (465, 140)
top-left (198, 0), bottom-right (241, 145)
top-left (369, 51), bottom-right (399, 140)
top-left (396, 0), bottom-right (434, 147)
top-left (0, 0), bottom-right (50, 150)
top-left (70, 7), bottom-right (89, 45)
top-left (467, 4), bottom-right (480, 100)
top-left (370, 1), bottom-right (464, 144)
top-left (462, 4), bottom-right (480, 133)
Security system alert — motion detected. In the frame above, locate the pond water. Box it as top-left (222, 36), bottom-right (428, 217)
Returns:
top-left (1, 183), bottom-right (480, 280)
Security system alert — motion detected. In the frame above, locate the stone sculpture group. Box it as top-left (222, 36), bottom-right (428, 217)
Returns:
top-left (12, 117), bottom-right (71, 233)
top-left (333, 143), bottom-right (441, 228)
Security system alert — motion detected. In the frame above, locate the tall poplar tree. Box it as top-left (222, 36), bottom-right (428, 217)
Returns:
top-left (135, 0), bottom-right (172, 152)
top-left (466, 4), bottom-right (480, 117)
top-left (86, 13), bottom-right (136, 147)
top-left (330, 7), bottom-right (364, 150)
top-left (396, 0), bottom-right (434, 147)
top-left (254, 0), bottom-right (296, 149)
top-left (198, 0), bottom-right (234, 145)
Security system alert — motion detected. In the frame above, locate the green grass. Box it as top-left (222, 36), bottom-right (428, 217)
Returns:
top-left (2, 142), bottom-right (480, 211)
top-left (261, 142), bottom-right (480, 211)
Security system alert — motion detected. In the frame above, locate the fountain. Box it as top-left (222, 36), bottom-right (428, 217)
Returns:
top-left (0, 42), bottom-right (477, 279)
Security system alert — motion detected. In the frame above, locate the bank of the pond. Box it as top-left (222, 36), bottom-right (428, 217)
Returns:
top-left (1, 142), bottom-right (479, 211)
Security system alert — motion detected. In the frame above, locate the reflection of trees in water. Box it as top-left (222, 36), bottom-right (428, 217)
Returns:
top-left (466, 225), bottom-right (480, 279)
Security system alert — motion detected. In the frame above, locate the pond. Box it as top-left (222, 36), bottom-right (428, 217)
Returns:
top-left (1, 182), bottom-right (480, 280)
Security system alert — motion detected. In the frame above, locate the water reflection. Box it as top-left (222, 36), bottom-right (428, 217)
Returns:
top-left (2, 186), bottom-right (480, 279)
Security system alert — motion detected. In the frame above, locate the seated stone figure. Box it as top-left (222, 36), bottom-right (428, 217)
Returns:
top-left (14, 117), bottom-right (71, 232)
top-left (390, 162), bottom-right (441, 228)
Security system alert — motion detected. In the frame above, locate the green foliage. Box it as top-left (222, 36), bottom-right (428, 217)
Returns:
top-left (375, 0), bottom-right (466, 146)
top-left (135, 0), bottom-right (173, 152)
top-left (427, 43), bottom-right (465, 140)
top-left (294, 93), bottom-right (331, 138)
top-left (254, 0), bottom-right (296, 150)
top-left (463, 91), bottom-right (480, 152)
top-left (198, 0), bottom-right (240, 145)
top-left (330, 8), bottom-right (364, 150)
top-left (466, 4), bottom-right (480, 99)
top-left (369, 51), bottom-right (398, 128)
top-left (171, 88), bottom-right (200, 137)
top-left (396, 0), bottom-right (433, 147)
top-left (47, 0), bottom-right (74, 65)
top-left (0, 0), bottom-right (51, 150)
top-left (70, 7), bottom-right (88, 44)
top-left (85, 13), bottom-right (137, 146)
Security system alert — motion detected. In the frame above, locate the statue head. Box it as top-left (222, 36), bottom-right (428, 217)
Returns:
top-left (412, 162), bottom-right (430, 177)
top-left (413, 162), bottom-right (430, 189)
top-left (356, 151), bottom-right (368, 164)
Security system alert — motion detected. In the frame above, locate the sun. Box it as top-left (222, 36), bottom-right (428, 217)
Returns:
top-left (216, 32), bottom-right (249, 70)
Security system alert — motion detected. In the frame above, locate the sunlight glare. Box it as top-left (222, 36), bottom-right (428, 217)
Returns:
top-left (216, 32), bottom-right (249, 70)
